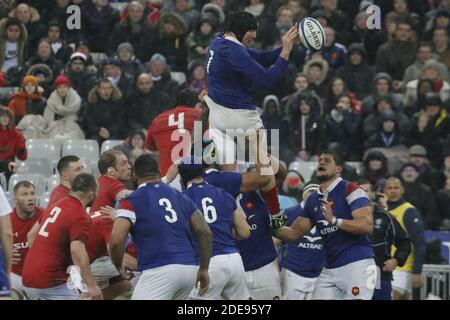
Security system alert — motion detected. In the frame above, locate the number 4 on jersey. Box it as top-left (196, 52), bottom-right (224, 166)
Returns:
top-left (168, 113), bottom-right (185, 129)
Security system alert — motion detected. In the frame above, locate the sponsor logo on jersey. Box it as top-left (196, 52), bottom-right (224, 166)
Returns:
top-left (298, 242), bottom-right (323, 250)
top-left (352, 287), bottom-right (360, 296)
top-left (246, 202), bottom-right (254, 209)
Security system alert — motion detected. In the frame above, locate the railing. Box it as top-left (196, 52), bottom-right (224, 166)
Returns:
top-left (420, 264), bottom-right (450, 300)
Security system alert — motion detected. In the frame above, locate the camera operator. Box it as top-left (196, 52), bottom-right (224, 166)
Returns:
top-left (358, 179), bottom-right (411, 300)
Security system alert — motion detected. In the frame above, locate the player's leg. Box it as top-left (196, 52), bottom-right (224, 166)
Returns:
top-left (10, 272), bottom-right (26, 300)
top-left (392, 270), bottom-right (411, 300)
top-left (372, 279), bottom-right (392, 300)
top-left (188, 255), bottom-right (227, 300)
top-left (311, 268), bottom-right (341, 300)
top-left (339, 258), bottom-right (377, 300)
top-left (281, 268), bottom-right (317, 300)
top-left (23, 284), bottom-right (80, 300)
top-left (221, 253), bottom-right (251, 300)
top-left (90, 256), bottom-right (131, 300)
top-left (246, 260), bottom-right (282, 300)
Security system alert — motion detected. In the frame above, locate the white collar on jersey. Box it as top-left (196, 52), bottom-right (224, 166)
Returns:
top-left (318, 177), bottom-right (343, 196)
top-left (204, 168), bottom-right (219, 175)
top-left (138, 183), bottom-right (147, 189)
top-left (224, 35), bottom-right (245, 47)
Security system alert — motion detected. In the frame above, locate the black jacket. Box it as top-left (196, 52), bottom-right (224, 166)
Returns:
top-left (369, 205), bottom-right (411, 281)
top-left (66, 70), bottom-right (98, 102)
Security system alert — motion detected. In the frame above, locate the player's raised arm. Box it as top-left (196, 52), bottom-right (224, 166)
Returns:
top-left (272, 216), bottom-right (314, 243)
top-left (232, 207), bottom-right (251, 240)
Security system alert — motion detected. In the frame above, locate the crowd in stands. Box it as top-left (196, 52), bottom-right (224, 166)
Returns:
top-left (0, 0), bottom-right (449, 230)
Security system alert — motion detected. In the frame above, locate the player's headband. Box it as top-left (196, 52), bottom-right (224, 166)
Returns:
top-left (225, 12), bottom-right (258, 42)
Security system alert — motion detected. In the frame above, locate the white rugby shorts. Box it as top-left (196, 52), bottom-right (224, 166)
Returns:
top-left (245, 259), bottom-right (281, 300)
top-left (280, 268), bottom-right (319, 300)
top-left (90, 256), bottom-right (121, 290)
top-left (392, 270), bottom-right (412, 295)
top-left (312, 258), bottom-right (377, 300)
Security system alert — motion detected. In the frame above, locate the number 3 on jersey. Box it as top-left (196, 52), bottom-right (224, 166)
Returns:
top-left (160, 198), bottom-right (178, 223)
top-left (38, 207), bottom-right (62, 237)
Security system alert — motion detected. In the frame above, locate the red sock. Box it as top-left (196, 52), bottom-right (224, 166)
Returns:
top-left (262, 186), bottom-right (281, 216)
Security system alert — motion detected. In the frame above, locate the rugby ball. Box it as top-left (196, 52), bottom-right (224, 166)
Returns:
top-left (298, 17), bottom-right (326, 52)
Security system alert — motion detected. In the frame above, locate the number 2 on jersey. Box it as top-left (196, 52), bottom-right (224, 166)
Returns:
top-left (38, 207), bottom-right (62, 237)
top-left (160, 198), bottom-right (178, 223)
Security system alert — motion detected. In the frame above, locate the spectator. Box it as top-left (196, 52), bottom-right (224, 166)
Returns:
top-left (165, 0), bottom-right (199, 30)
top-left (84, 0), bottom-right (120, 53)
top-left (286, 91), bottom-right (326, 162)
top-left (312, 0), bottom-right (350, 45)
top-left (425, 10), bottom-right (450, 42)
top-left (260, 95), bottom-right (290, 156)
top-left (0, 17), bottom-right (27, 74)
top-left (108, 1), bottom-right (159, 64)
top-left (8, 75), bottom-right (45, 123)
top-left (8, 3), bottom-right (45, 53)
top-left (280, 73), bottom-right (324, 116)
top-left (281, 168), bottom-right (305, 200)
top-left (385, 0), bottom-right (420, 32)
top-left (431, 27), bottom-right (450, 70)
top-left (376, 20), bottom-right (417, 87)
top-left (186, 13), bottom-right (216, 64)
top-left (65, 52), bottom-right (98, 101)
top-left (409, 93), bottom-right (450, 167)
top-left (307, 27), bottom-right (346, 72)
top-left (101, 58), bottom-right (132, 99)
top-left (42, 76), bottom-right (84, 140)
top-left (0, 106), bottom-right (26, 162)
top-left (325, 93), bottom-right (362, 161)
top-left (335, 43), bottom-right (374, 100)
top-left (23, 38), bottom-right (63, 90)
top-left (403, 42), bottom-right (449, 86)
top-left (113, 130), bottom-right (149, 165)
top-left (363, 95), bottom-right (411, 138)
top-left (302, 56), bottom-right (329, 97)
top-left (404, 78), bottom-right (434, 116)
top-left (399, 163), bottom-right (440, 230)
top-left (263, 5), bottom-right (295, 50)
top-left (362, 150), bottom-right (390, 186)
top-left (116, 42), bottom-right (144, 81)
top-left (47, 21), bottom-right (73, 64)
top-left (157, 12), bottom-right (188, 72)
top-left (119, 0), bottom-right (162, 26)
top-left (186, 62), bottom-right (207, 93)
top-left (0, 1), bottom-right (15, 20)
top-left (404, 59), bottom-right (450, 107)
top-left (364, 110), bottom-right (406, 151)
top-left (437, 176), bottom-right (450, 229)
top-left (325, 77), bottom-right (361, 114)
top-left (146, 53), bottom-right (180, 102)
top-left (407, 145), bottom-right (439, 191)
top-left (437, 152), bottom-right (450, 189)
top-left (125, 73), bottom-right (171, 134)
top-left (84, 78), bottom-right (125, 144)
top-left (361, 72), bottom-right (403, 118)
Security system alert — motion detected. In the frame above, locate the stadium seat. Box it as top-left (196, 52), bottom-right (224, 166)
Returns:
top-left (101, 139), bottom-right (124, 154)
top-left (46, 175), bottom-right (60, 193)
top-left (91, 52), bottom-right (108, 66)
top-left (110, 2), bottom-right (128, 11)
top-left (5, 191), bottom-right (14, 208)
top-left (62, 139), bottom-right (99, 162)
top-left (16, 157), bottom-right (54, 177)
top-left (346, 161), bottom-right (362, 175)
top-left (26, 139), bottom-right (62, 169)
top-left (171, 72), bottom-right (187, 85)
top-left (8, 173), bottom-right (46, 195)
top-left (38, 192), bottom-right (51, 209)
top-left (288, 161), bottom-right (318, 182)
top-left (0, 87), bottom-right (18, 104)
top-left (83, 159), bottom-right (100, 177)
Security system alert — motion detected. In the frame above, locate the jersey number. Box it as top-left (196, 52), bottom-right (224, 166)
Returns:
top-left (168, 113), bottom-right (185, 129)
top-left (206, 50), bottom-right (214, 74)
top-left (160, 198), bottom-right (178, 223)
top-left (201, 197), bottom-right (217, 224)
top-left (38, 207), bottom-right (62, 238)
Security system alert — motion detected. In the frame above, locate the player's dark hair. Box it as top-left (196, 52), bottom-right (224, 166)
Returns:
top-left (71, 173), bottom-right (97, 193)
top-left (357, 178), bottom-right (371, 186)
top-left (175, 89), bottom-right (198, 108)
top-left (13, 181), bottom-right (35, 195)
top-left (320, 149), bottom-right (344, 167)
top-left (134, 154), bottom-right (160, 180)
top-left (98, 150), bottom-right (124, 175)
top-left (57, 155), bottom-right (80, 175)
top-left (223, 11), bottom-right (258, 42)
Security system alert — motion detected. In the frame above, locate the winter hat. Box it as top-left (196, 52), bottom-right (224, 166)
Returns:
top-left (103, 58), bottom-right (121, 67)
top-left (424, 92), bottom-right (442, 106)
top-left (348, 43), bottom-right (366, 58)
top-left (224, 11), bottom-right (258, 42)
top-left (149, 53), bottom-right (167, 65)
top-left (117, 42), bottom-right (134, 56)
top-left (55, 75), bottom-right (71, 87)
top-left (373, 72), bottom-right (392, 85)
top-left (70, 52), bottom-right (87, 64)
top-left (22, 75), bottom-right (38, 87)
top-left (381, 110), bottom-right (396, 122)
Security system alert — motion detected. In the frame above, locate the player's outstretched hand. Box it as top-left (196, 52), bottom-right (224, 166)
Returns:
top-left (195, 268), bottom-right (209, 296)
top-left (119, 265), bottom-right (134, 281)
top-left (281, 26), bottom-right (298, 57)
top-left (269, 214), bottom-right (287, 231)
top-left (320, 200), bottom-right (334, 225)
top-left (99, 206), bottom-right (116, 219)
top-left (164, 162), bottom-right (179, 184)
top-left (88, 284), bottom-right (103, 300)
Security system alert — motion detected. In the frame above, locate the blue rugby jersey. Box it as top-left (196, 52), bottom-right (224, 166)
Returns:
top-left (203, 168), bottom-right (242, 199)
top-left (207, 36), bottom-right (288, 110)
top-left (237, 192), bottom-right (278, 271)
top-left (116, 182), bottom-right (199, 272)
top-left (281, 203), bottom-right (325, 278)
top-left (300, 178), bottom-right (374, 269)
top-left (183, 182), bottom-right (239, 257)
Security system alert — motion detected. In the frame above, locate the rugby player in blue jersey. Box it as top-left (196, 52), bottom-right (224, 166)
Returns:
top-left (272, 150), bottom-right (376, 300)
top-left (204, 11), bottom-right (298, 226)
